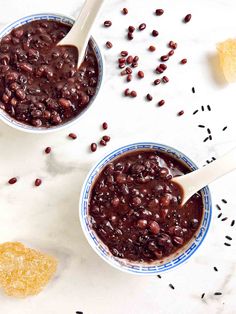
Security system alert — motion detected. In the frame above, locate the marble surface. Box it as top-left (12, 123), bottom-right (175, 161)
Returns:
top-left (0, 0), bottom-right (236, 313)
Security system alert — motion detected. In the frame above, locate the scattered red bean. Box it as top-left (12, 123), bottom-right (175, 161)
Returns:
top-left (138, 71), bottom-right (144, 78)
top-left (105, 41), bottom-right (113, 49)
top-left (158, 99), bottom-right (165, 106)
top-left (127, 32), bottom-right (133, 40)
top-left (124, 88), bottom-right (130, 96)
top-left (102, 135), bottom-right (110, 142)
top-left (100, 139), bottom-right (107, 146)
top-left (127, 74), bottom-right (132, 82)
top-left (126, 67), bottom-right (132, 74)
top-left (45, 147), bottom-right (51, 154)
top-left (68, 133), bottom-right (77, 140)
top-left (119, 63), bottom-right (125, 69)
top-left (118, 58), bottom-right (126, 64)
top-left (35, 178), bottom-right (42, 187)
top-left (120, 69), bottom-right (127, 76)
top-left (152, 30), bottom-right (159, 37)
top-left (180, 58), bottom-right (187, 64)
top-left (168, 49), bottom-right (174, 56)
top-left (133, 56), bottom-right (139, 62)
top-left (91, 143), bottom-right (97, 152)
top-left (169, 41), bottom-right (177, 49)
top-left (127, 56), bottom-right (133, 64)
top-left (156, 66), bottom-right (164, 74)
top-left (160, 64), bottom-right (167, 70)
top-left (161, 55), bottom-right (169, 62)
top-left (155, 9), bottom-right (164, 16)
top-left (149, 45), bottom-right (156, 52)
top-left (162, 76), bottom-right (169, 83)
top-left (8, 177), bottom-right (17, 185)
top-left (104, 20), bottom-right (112, 27)
top-left (184, 14), bottom-right (192, 23)
top-left (132, 62), bottom-right (138, 68)
top-left (121, 51), bottom-right (128, 57)
top-left (128, 26), bottom-right (135, 33)
top-left (178, 110), bottom-right (184, 116)
top-left (146, 94), bottom-right (153, 101)
top-left (139, 23), bottom-right (146, 31)
top-left (130, 90), bottom-right (137, 97)
top-left (154, 79), bottom-right (161, 85)
top-left (122, 8), bottom-right (128, 15)
top-left (102, 122), bottom-right (108, 130)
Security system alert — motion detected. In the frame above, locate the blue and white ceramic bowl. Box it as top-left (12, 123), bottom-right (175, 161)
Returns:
top-left (79, 142), bottom-right (212, 275)
top-left (0, 13), bottom-right (104, 133)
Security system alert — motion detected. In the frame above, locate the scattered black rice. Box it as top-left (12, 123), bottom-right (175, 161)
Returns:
top-left (198, 125), bottom-right (205, 128)
top-left (207, 105), bottom-right (211, 111)
top-left (216, 204), bottom-right (221, 210)
top-left (221, 217), bottom-right (228, 222)
top-left (201, 293), bottom-right (205, 299)
top-left (203, 137), bottom-right (209, 142)
top-left (76, 312), bottom-right (83, 314)
top-left (224, 243), bottom-right (231, 247)
top-left (222, 126), bottom-right (228, 131)
top-left (207, 128), bottom-right (211, 134)
top-left (209, 135), bottom-right (212, 140)
top-left (217, 213), bottom-right (222, 218)
top-left (213, 266), bottom-right (218, 272)
top-left (214, 292), bottom-right (222, 296)
top-left (169, 284), bottom-right (175, 290)
top-left (201, 106), bottom-right (204, 111)
top-left (231, 220), bottom-right (235, 227)
top-left (193, 109), bottom-right (199, 115)
top-left (206, 160), bottom-right (210, 164)
top-left (212, 157), bottom-right (216, 161)
top-left (157, 275), bottom-right (162, 279)
top-left (225, 235), bottom-right (232, 241)
top-left (222, 199), bottom-right (227, 204)
top-left (192, 87), bottom-right (195, 93)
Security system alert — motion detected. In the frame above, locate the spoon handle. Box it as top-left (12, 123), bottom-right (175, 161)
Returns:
top-left (173, 147), bottom-right (236, 204)
top-left (59, 0), bottom-right (105, 66)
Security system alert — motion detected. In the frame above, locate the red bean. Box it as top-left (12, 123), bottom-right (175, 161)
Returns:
top-left (8, 177), bottom-right (17, 184)
top-left (119, 63), bottom-right (125, 69)
top-left (149, 221), bottom-right (160, 235)
top-left (124, 88), bottom-right (130, 96)
top-left (162, 76), bottom-right (169, 83)
top-left (178, 110), bottom-right (184, 116)
top-left (118, 57), bottom-right (126, 64)
top-left (149, 45), bottom-right (156, 52)
top-left (102, 135), bottom-right (110, 142)
top-left (121, 51), bottom-right (128, 57)
top-left (133, 56), bottom-right (139, 62)
top-left (45, 147), bottom-right (51, 154)
top-left (122, 8), bottom-right (128, 15)
top-left (126, 67), bottom-right (132, 74)
top-left (156, 66), bottom-right (164, 74)
top-left (139, 23), bottom-right (146, 31)
top-left (100, 139), bottom-right (107, 146)
top-left (159, 64), bottom-right (167, 70)
top-left (184, 14), bottom-right (192, 23)
top-left (152, 30), bottom-right (159, 37)
top-left (169, 41), bottom-right (177, 49)
top-left (137, 219), bottom-right (148, 229)
top-left (137, 71), bottom-right (144, 78)
top-left (168, 49), bottom-right (174, 56)
top-left (132, 62), bottom-right (138, 68)
top-left (155, 9), bottom-right (164, 16)
top-left (146, 94), bottom-right (153, 101)
top-left (127, 74), bottom-right (132, 82)
top-left (127, 32), bottom-right (133, 40)
top-left (130, 90), bottom-right (137, 97)
top-left (102, 122), bottom-right (108, 130)
top-left (105, 41), bottom-right (113, 48)
top-left (104, 20), bottom-right (112, 27)
top-left (180, 58), bottom-right (187, 64)
top-left (68, 133), bottom-right (77, 139)
top-left (154, 79), bottom-right (161, 85)
top-left (126, 56), bottom-right (133, 64)
top-left (161, 55), bottom-right (169, 62)
top-left (35, 178), bottom-right (42, 187)
top-left (90, 143), bottom-right (97, 152)
top-left (128, 26), bottom-right (135, 33)
top-left (158, 99), bottom-right (165, 106)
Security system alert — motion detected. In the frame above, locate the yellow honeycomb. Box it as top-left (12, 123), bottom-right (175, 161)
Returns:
top-left (217, 39), bottom-right (236, 82)
top-left (0, 242), bottom-right (57, 297)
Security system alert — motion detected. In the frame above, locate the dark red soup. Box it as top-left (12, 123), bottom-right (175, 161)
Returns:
top-left (89, 150), bottom-right (204, 263)
top-left (0, 20), bottom-right (98, 127)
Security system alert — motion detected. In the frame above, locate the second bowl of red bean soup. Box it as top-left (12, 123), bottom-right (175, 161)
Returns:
top-left (80, 143), bottom-right (212, 274)
top-left (0, 13), bottom-right (103, 133)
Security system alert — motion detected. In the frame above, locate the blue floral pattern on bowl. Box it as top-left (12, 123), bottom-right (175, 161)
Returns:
top-left (79, 142), bottom-right (212, 275)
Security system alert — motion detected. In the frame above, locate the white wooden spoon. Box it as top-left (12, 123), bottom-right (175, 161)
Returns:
top-left (172, 147), bottom-right (236, 205)
top-left (58, 0), bottom-right (105, 68)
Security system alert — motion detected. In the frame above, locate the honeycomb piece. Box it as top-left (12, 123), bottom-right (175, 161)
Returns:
top-left (217, 39), bottom-right (236, 82)
top-left (0, 242), bottom-right (57, 297)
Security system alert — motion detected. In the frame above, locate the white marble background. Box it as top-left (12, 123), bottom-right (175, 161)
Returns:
top-left (0, 0), bottom-right (236, 313)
